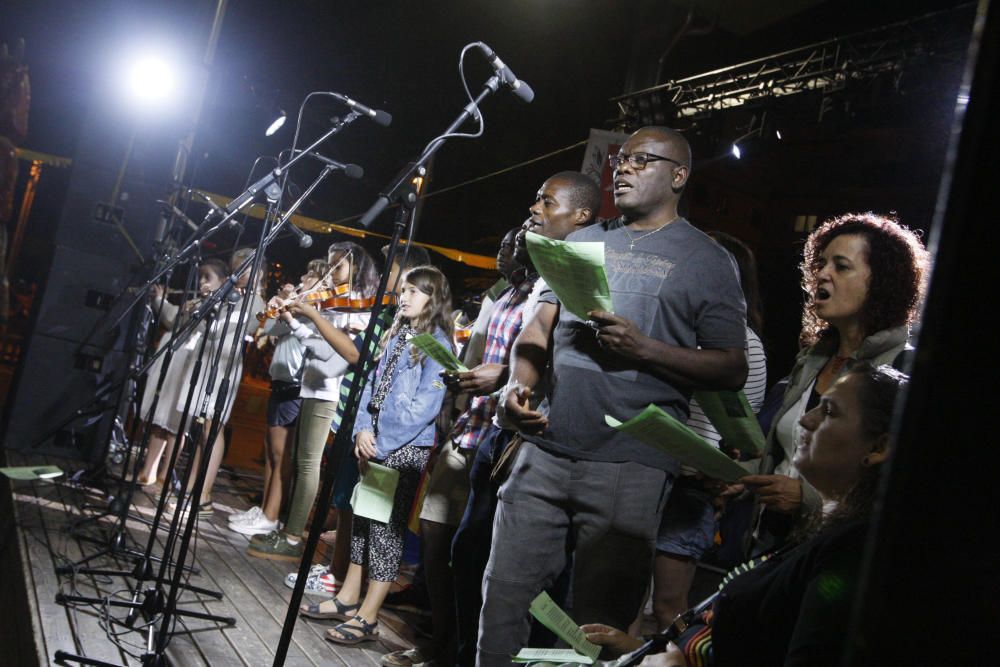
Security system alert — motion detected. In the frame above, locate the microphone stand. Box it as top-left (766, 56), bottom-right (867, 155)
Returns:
top-left (613, 592), bottom-right (718, 667)
top-left (54, 261), bottom-right (236, 667)
top-left (274, 72), bottom-right (507, 667)
top-left (358, 75), bottom-right (501, 228)
top-left (53, 110), bottom-right (366, 667)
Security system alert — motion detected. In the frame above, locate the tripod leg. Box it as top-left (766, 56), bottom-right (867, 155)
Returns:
top-left (53, 650), bottom-right (123, 667)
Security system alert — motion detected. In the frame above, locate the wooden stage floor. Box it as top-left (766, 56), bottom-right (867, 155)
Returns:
top-left (1, 451), bottom-right (422, 667)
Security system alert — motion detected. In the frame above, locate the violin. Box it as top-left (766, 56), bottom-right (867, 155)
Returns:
top-left (317, 293), bottom-right (398, 312)
top-left (256, 283), bottom-right (350, 322)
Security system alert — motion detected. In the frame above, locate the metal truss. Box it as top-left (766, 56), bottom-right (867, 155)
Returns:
top-left (613, 3), bottom-right (975, 126)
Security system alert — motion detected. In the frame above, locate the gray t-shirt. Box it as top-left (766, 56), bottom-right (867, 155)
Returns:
top-left (525, 217), bottom-right (747, 471)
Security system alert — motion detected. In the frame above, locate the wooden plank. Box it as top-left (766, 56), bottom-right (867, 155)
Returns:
top-left (8, 448), bottom-right (419, 667)
top-left (196, 505), bottom-right (337, 665)
top-left (9, 456), bottom-right (131, 665)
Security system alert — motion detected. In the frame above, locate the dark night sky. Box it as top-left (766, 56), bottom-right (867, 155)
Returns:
top-left (3, 0), bottom-right (638, 268)
top-left (3, 0), bottom-right (967, 244)
top-left (2, 0), bottom-right (973, 369)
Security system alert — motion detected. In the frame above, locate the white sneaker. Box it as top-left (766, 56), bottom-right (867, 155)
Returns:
top-left (228, 512), bottom-right (278, 536)
top-left (284, 564), bottom-right (337, 599)
top-left (229, 506), bottom-right (263, 525)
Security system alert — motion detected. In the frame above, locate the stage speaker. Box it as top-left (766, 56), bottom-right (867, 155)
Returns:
top-left (1, 335), bottom-right (127, 463)
top-left (1, 100), bottom-right (177, 463)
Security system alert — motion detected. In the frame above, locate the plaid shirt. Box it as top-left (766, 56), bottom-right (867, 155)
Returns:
top-left (450, 274), bottom-right (537, 449)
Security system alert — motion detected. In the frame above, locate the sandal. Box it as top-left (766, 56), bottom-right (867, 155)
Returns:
top-left (325, 615), bottom-right (379, 645)
top-left (299, 597), bottom-right (361, 621)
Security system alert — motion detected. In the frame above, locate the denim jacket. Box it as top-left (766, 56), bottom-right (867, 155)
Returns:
top-left (353, 327), bottom-right (449, 459)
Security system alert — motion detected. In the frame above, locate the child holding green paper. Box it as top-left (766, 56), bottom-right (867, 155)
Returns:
top-left (302, 265), bottom-right (453, 646)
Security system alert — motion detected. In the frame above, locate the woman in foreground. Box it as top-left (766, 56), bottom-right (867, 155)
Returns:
top-left (584, 362), bottom-right (908, 666)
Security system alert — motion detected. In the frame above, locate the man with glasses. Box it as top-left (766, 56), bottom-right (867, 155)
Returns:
top-left (478, 127), bottom-right (749, 666)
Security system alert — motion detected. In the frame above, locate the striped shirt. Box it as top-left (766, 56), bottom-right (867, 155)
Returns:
top-left (682, 327), bottom-right (767, 472)
top-left (331, 307), bottom-right (395, 433)
top-left (450, 275), bottom-right (537, 449)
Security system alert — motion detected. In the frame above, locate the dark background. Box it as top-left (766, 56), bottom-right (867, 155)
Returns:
top-left (1, 0), bottom-right (974, 383)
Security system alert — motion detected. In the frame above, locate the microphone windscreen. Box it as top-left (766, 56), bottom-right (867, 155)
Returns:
top-left (372, 109), bottom-right (393, 127)
top-left (344, 164), bottom-right (365, 179)
top-left (512, 79), bottom-right (535, 104)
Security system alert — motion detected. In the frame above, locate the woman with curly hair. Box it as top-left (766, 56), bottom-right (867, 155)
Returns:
top-left (741, 212), bottom-right (928, 553)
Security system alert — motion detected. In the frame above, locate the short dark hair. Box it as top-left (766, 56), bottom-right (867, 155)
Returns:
top-left (800, 213), bottom-right (929, 347)
top-left (847, 362), bottom-right (909, 443)
top-left (638, 126), bottom-right (692, 168)
top-left (382, 243), bottom-right (431, 271)
top-left (549, 171), bottom-right (601, 224)
top-left (201, 258), bottom-right (229, 281)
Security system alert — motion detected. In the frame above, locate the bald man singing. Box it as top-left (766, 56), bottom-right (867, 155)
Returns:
top-left (478, 127), bottom-right (749, 665)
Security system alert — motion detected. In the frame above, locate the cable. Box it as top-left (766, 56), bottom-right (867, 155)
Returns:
top-left (419, 43), bottom-right (487, 158)
top-left (316, 138), bottom-right (590, 228)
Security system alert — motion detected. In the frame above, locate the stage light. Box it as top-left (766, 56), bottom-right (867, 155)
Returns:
top-left (731, 143), bottom-right (742, 159)
top-left (123, 53), bottom-right (178, 107)
top-left (775, 129), bottom-right (783, 140)
top-left (265, 110), bottom-right (287, 136)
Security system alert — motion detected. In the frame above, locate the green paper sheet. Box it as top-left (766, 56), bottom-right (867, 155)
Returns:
top-left (605, 405), bottom-right (748, 482)
top-left (0, 465), bottom-right (64, 480)
top-left (525, 232), bottom-right (613, 320)
top-left (410, 333), bottom-right (468, 373)
top-left (693, 390), bottom-right (766, 455)
top-left (512, 648), bottom-right (595, 665)
top-left (525, 591), bottom-right (602, 663)
top-left (350, 462), bottom-right (399, 523)
top-left (484, 277), bottom-right (510, 301)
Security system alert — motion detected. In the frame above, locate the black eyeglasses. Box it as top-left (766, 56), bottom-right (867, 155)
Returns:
top-left (609, 152), bottom-right (686, 171)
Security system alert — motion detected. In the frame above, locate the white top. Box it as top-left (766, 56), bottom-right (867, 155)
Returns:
top-left (773, 377), bottom-right (814, 479)
top-left (260, 316), bottom-right (306, 384)
top-left (681, 327), bottom-right (768, 475)
top-left (288, 305), bottom-right (369, 402)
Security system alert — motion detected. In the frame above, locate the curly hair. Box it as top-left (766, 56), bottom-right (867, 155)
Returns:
top-left (799, 212), bottom-right (929, 347)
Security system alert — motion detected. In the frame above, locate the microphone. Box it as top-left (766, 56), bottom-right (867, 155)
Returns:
top-left (329, 93), bottom-right (392, 126)
top-left (293, 150), bottom-right (365, 179)
top-left (188, 189), bottom-right (227, 217)
top-left (155, 200), bottom-right (199, 231)
top-left (475, 43), bottom-right (534, 104)
top-left (287, 224), bottom-right (314, 248)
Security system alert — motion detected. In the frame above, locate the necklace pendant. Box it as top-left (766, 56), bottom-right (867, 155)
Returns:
top-left (629, 242), bottom-right (635, 250)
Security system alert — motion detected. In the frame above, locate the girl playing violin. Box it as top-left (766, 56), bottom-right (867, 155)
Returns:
top-left (137, 259), bottom-right (230, 487)
top-left (229, 257), bottom-right (328, 536)
top-left (170, 248), bottom-right (265, 517)
top-left (248, 241), bottom-right (379, 561)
